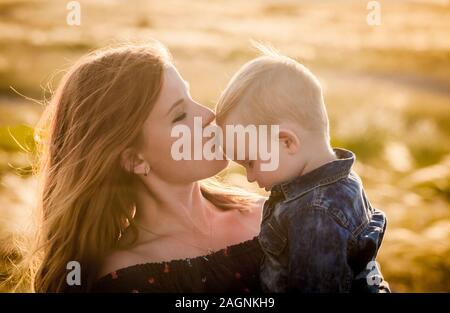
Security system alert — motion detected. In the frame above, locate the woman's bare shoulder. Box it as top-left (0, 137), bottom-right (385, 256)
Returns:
top-left (98, 233), bottom-right (182, 279)
top-left (98, 236), bottom-right (158, 279)
top-left (98, 248), bottom-right (143, 279)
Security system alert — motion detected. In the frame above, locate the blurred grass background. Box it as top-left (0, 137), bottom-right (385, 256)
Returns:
top-left (0, 0), bottom-right (449, 292)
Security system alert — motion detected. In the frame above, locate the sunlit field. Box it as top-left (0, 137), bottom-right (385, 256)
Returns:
top-left (0, 0), bottom-right (449, 292)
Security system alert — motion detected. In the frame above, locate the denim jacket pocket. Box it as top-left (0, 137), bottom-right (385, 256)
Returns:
top-left (259, 221), bottom-right (288, 256)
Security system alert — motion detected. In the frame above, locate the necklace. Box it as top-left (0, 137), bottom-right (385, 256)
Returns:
top-left (135, 207), bottom-right (215, 256)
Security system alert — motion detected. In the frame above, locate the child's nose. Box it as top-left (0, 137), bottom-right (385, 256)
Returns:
top-left (246, 172), bottom-right (256, 183)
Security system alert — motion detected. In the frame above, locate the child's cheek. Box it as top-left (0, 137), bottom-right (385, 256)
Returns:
top-left (267, 170), bottom-right (283, 187)
top-left (255, 170), bottom-right (272, 187)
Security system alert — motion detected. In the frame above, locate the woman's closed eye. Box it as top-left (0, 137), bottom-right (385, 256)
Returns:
top-left (172, 112), bottom-right (186, 123)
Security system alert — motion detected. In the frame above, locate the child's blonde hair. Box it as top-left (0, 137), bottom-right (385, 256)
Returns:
top-left (216, 44), bottom-right (329, 139)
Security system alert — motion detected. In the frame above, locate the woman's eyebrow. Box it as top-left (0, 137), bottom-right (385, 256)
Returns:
top-left (166, 98), bottom-right (184, 116)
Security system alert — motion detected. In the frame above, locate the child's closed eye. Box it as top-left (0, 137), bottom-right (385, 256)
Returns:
top-left (244, 161), bottom-right (254, 169)
top-left (236, 159), bottom-right (255, 169)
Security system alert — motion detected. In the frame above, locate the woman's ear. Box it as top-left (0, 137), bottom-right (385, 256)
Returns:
top-left (120, 148), bottom-right (149, 175)
top-left (278, 128), bottom-right (300, 154)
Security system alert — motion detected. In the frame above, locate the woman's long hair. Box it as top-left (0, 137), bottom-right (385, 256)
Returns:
top-left (7, 42), bottom-right (259, 293)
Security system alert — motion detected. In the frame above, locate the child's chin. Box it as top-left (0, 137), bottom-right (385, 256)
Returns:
top-left (256, 181), bottom-right (272, 191)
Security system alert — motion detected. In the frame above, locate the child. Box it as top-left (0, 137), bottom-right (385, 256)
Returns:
top-left (215, 47), bottom-right (390, 293)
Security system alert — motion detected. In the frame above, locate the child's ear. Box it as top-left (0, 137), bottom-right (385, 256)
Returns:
top-left (120, 148), bottom-right (149, 175)
top-left (278, 129), bottom-right (300, 154)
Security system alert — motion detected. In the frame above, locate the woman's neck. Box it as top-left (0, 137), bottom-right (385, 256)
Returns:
top-left (133, 178), bottom-right (213, 237)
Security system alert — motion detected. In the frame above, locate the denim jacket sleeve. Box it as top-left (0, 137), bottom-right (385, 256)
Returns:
top-left (287, 206), bottom-right (353, 292)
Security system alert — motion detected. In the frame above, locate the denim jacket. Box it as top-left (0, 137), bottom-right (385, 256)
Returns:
top-left (259, 148), bottom-right (390, 293)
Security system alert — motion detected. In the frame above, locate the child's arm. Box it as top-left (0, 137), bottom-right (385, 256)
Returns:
top-left (287, 206), bottom-right (353, 292)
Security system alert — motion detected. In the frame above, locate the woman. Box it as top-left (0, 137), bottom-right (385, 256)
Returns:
top-left (27, 42), bottom-right (265, 292)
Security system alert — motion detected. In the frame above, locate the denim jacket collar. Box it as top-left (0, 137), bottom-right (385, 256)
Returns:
top-left (270, 148), bottom-right (355, 202)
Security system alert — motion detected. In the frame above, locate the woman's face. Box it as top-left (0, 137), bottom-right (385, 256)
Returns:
top-left (137, 65), bottom-right (228, 184)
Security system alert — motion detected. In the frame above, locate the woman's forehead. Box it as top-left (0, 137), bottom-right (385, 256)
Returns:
top-left (152, 66), bottom-right (185, 114)
top-left (163, 65), bottom-right (184, 93)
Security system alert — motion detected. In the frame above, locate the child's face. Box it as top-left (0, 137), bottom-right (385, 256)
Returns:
top-left (234, 157), bottom-right (283, 191)
top-left (219, 112), bottom-right (301, 191)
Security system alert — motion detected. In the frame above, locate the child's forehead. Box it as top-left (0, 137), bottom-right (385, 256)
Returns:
top-left (217, 108), bottom-right (247, 126)
top-left (220, 126), bottom-right (268, 162)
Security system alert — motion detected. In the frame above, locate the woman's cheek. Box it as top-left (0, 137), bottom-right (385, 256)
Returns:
top-left (144, 135), bottom-right (174, 167)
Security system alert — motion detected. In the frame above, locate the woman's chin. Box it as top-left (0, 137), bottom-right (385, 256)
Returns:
top-left (197, 158), bottom-right (229, 178)
top-left (214, 158), bottom-right (230, 172)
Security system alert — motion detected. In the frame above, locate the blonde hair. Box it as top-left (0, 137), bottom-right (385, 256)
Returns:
top-left (216, 44), bottom-right (329, 139)
top-left (7, 42), bottom-right (259, 293)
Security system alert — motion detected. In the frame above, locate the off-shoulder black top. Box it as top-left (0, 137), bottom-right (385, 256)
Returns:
top-left (91, 236), bottom-right (263, 293)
